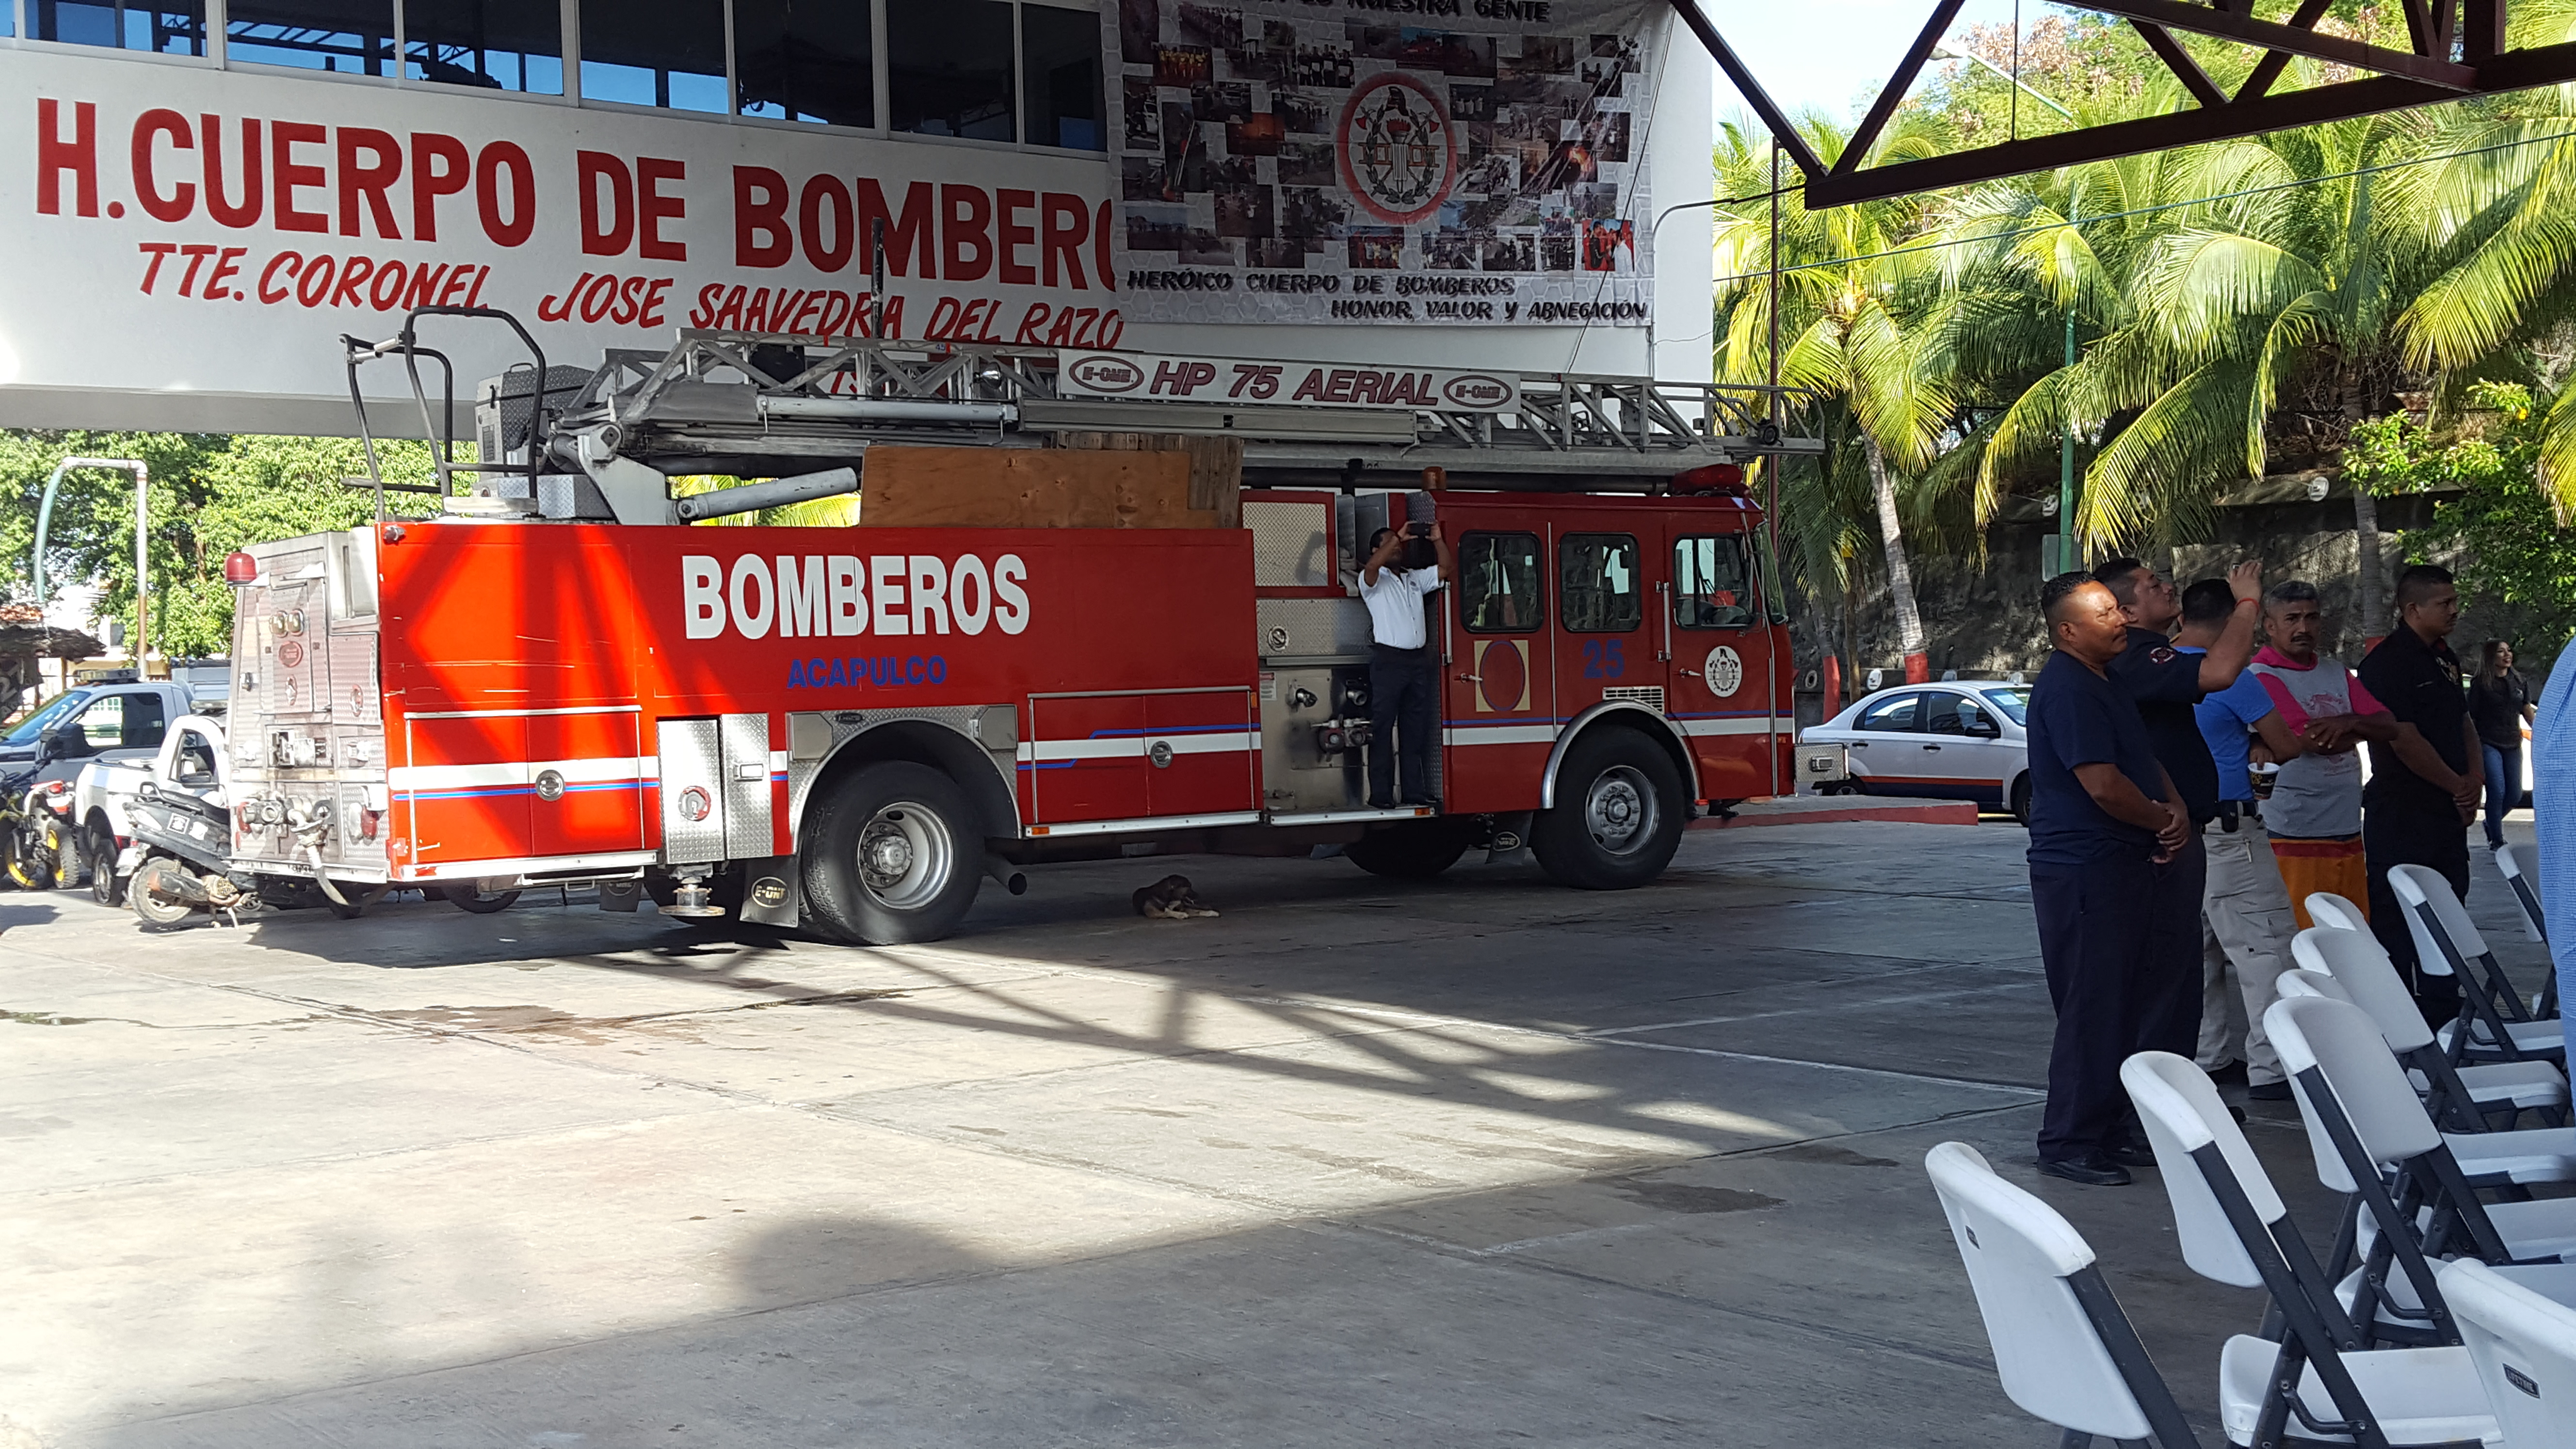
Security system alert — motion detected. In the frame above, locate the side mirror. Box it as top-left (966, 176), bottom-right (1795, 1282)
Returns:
top-left (1966, 718), bottom-right (2003, 739)
top-left (37, 727), bottom-right (71, 761)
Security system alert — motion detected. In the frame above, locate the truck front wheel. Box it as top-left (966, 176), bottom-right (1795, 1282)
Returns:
top-left (801, 761), bottom-right (982, 945)
top-left (1531, 730), bottom-right (1686, 890)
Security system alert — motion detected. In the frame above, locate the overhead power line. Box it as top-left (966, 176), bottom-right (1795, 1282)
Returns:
top-left (1710, 127), bottom-right (2576, 289)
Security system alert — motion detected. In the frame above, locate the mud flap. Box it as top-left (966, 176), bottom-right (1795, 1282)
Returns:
top-left (739, 856), bottom-right (801, 928)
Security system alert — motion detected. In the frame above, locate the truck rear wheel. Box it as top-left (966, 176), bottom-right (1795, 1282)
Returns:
top-left (1344, 819), bottom-right (1475, 880)
top-left (1531, 729), bottom-right (1686, 890)
top-left (801, 761), bottom-right (982, 945)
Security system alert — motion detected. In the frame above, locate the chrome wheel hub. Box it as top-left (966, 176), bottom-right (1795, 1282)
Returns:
top-left (856, 803), bottom-right (952, 910)
top-left (1584, 767), bottom-right (1655, 855)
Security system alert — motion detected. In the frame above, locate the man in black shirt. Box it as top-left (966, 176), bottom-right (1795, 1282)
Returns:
top-left (2093, 557), bottom-right (2265, 1066)
top-left (2356, 564), bottom-right (2483, 1024)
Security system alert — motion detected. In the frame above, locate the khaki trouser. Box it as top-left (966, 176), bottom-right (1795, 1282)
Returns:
top-left (2197, 817), bottom-right (2302, 1085)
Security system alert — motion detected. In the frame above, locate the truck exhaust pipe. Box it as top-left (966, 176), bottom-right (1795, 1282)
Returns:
top-left (672, 467), bottom-right (861, 522)
top-left (984, 855), bottom-right (1027, 896)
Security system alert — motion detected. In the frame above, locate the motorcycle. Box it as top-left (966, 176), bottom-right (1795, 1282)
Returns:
top-left (0, 774), bottom-right (80, 891)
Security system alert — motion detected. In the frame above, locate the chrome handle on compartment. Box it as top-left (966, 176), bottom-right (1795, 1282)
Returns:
top-left (1149, 741), bottom-right (1175, 769)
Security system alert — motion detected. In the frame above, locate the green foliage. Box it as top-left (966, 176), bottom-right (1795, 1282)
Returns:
top-left (2384, 384), bottom-right (2576, 658)
top-left (0, 431), bottom-right (443, 659)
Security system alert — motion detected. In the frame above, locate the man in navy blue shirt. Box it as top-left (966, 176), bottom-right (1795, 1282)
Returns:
top-left (2092, 557), bottom-right (2264, 1082)
top-left (2027, 572), bottom-right (2190, 1186)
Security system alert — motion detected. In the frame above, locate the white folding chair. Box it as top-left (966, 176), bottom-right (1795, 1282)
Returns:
top-left (2387, 863), bottom-right (2563, 1067)
top-left (2293, 927), bottom-right (2567, 1131)
top-left (2118, 1054), bottom-right (2497, 1445)
top-left (2279, 969), bottom-right (2354, 1005)
top-left (2493, 843), bottom-right (2559, 1019)
top-left (2439, 1258), bottom-right (2576, 1449)
top-left (2266, 996), bottom-right (2576, 1276)
top-left (2308, 892), bottom-right (2371, 935)
top-left (1924, 1141), bottom-right (2206, 1448)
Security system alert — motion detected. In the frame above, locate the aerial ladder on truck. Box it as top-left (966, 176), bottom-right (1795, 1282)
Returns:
top-left (201, 306), bottom-right (1823, 942)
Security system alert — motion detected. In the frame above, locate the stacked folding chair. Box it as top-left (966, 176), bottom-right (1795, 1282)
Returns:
top-left (2386, 865), bottom-right (2565, 1069)
top-left (2289, 928), bottom-right (2567, 1132)
top-left (2491, 844), bottom-right (2558, 1022)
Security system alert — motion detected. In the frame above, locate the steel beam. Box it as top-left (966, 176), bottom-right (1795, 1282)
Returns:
top-left (2079, 0), bottom-right (2477, 87)
top-left (1799, 38), bottom-right (2576, 208)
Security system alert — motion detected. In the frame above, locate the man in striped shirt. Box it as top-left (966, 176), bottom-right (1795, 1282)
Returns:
top-left (2245, 581), bottom-right (2397, 928)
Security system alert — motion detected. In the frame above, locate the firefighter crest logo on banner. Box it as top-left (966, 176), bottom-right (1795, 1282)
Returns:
top-left (1103, 0), bottom-right (1661, 326)
top-left (1339, 73), bottom-right (1455, 225)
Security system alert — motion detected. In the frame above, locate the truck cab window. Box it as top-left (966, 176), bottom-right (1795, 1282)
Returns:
top-left (1674, 534), bottom-right (1753, 628)
top-left (1459, 532), bottom-right (1542, 632)
top-left (175, 729), bottom-right (220, 786)
top-left (1559, 533), bottom-right (1641, 632)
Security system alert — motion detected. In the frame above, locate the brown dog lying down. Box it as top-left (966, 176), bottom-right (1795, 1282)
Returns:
top-left (1132, 874), bottom-right (1219, 919)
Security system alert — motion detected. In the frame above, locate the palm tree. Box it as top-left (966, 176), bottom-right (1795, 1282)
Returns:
top-left (1713, 119), bottom-right (1958, 684)
top-left (1950, 97), bottom-right (2438, 569)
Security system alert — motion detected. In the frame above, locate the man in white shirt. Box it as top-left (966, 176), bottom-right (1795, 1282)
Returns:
top-left (1359, 520), bottom-right (1456, 808)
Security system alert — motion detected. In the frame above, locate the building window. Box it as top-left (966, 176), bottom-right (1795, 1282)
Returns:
top-left (581, 0), bottom-right (726, 112)
top-left (735, 0), bottom-right (874, 127)
top-left (1020, 0), bottom-right (1101, 151)
top-left (32, 1), bottom-right (207, 54)
top-left (404, 0), bottom-right (563, 93)
top-left (227, 0), bottom-right (394, 73)
top-left (888, 0), bottom-right (1015, 141)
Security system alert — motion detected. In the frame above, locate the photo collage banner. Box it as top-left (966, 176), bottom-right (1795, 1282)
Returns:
top-left (1104, 0), bottom-right (1663, 326)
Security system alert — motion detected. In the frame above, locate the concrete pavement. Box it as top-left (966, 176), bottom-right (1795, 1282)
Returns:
top-left (1, 819), bottom-right (2556, 1447)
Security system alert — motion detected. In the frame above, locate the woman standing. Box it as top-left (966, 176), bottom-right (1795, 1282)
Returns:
top-left (2469, 640), bottom-right (2538, 850)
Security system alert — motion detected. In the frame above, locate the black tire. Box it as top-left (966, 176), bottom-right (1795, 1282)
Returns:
top-left (84, 820), bottom-right (123, 905)
top-left (1344, 819), bottom-right (1476, 880)
top-left (1530, 728), bottom-right (1687, 890)
top-left (129, 858), bottom-right (198, 928)
top-left (2009, 773), bottom-right (2032, 827)
top-left (444, 886), bottom-right (521, 914)
top-left (800, 761), bottom-right (983, 945)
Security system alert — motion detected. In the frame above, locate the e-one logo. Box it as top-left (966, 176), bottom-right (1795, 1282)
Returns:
top-left (683, 553), bottom-right (1029, 640)
top-left (1068, 356), bottom-right (1143, 393)
top-left (1442, 374), bottom-right (1511, 408)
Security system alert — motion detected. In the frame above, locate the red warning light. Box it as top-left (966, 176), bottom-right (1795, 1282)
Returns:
top-left (222, 551), bottom-right (258, 584)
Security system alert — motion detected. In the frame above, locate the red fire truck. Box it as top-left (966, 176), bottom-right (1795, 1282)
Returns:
top-left (211, 313), bottom-right (1817, 942)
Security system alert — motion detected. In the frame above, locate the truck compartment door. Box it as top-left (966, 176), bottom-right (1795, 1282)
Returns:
top-left (529, 709), bottom-right (647, 857)
top-left (1022, 694), bottom-right (1149, 824)
top-left (1141, 688), bottom-right (1260, 818)
top-left (655, 713), bottom-right (777, 863)
top-left (401, 714), bottom-right (533, 867)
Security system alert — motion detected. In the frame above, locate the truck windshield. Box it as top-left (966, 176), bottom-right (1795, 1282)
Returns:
top-left (2, 690), bottom-right (92, 746)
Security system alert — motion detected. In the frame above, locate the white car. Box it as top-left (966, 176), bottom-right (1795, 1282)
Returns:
top-left (1803, 681), bottom-right (2034, 823)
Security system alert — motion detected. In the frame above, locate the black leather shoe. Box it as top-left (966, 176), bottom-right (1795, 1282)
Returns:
top-left (1367, 798), bottom-right (1395, 810)
top-left (2247, 1079), bottom-right (2294, 1102)
top-left (2206, 1060), bottom-right (2249, 1086)
top-left (2106, 1142), bottom-right (2158, 1169)
top-left (2037, 1154), bottom-right (2133, 1187)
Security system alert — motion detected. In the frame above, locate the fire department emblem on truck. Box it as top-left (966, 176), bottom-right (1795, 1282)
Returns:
top-left (1337, 73), bottom-right (1457, 226)
top-left (1704, 645), bottom-right (1744, 698)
